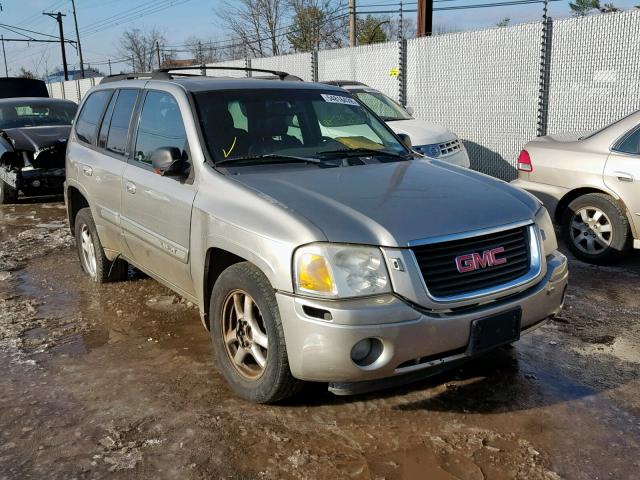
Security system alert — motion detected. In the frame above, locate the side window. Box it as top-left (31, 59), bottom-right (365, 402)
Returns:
top-left (98, 92), bottom-right (118, 149)
top-left (75, 90), bottom-right (111, 145)
top-left (106, 89), bottom-right (138, 156)
top-left (615, 127), bottom-right (640, 155)
top-left (134, 91), bottom-right (187, 165)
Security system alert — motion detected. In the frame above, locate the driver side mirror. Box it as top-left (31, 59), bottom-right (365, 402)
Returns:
top-left (397, 133), bottom-right (412, 149)
top-left (151, 147), bottom-right (189, 177)
top-left (405, 106), bottom-right (414, 116)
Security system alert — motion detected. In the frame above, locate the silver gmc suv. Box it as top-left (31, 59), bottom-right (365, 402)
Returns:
top-left (65, 68), bottom-right (568, 403)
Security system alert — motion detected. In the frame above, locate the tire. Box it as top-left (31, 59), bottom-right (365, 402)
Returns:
top-left (209, 262), bottom-right (302, 403)
top-left (0, 178), bottom-right (18, 204)
top-left (562, 193), bottom-right (632, 264)
top-left (74, 207), bottom-right (128, 283)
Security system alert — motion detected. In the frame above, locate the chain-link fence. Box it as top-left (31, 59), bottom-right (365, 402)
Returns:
top-left (318, 43), bottom-right (401, 101)
top-left (252, 52), bottom-right (313, 81)
top-left (407, 22), bottom-right (542, 179)
top-left (46, 10), bottom-right (640, 180)
top-left (547, 10), bottom-right (640, 135)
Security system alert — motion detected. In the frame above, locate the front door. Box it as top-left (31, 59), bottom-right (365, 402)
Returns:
top-left (603, 125), bottom-right (640, 239)
top-left (120, 90), bottom-right (196, 296)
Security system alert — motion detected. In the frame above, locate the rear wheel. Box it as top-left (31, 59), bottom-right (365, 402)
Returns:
top-left (210, 262), bottom-right (302, 403)
top-left (562, 193), bottom-right (631, 264)
top-left (74, 207), bottom-right (128, 283)
top-left (0, 178), bottom-right (18, 204)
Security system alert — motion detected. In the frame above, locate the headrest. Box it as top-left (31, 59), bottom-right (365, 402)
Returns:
top-left (256, 115), bottom-right (288, 138)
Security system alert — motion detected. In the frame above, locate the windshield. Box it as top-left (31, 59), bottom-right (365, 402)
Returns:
top-left (0, 101), bottom-right (77, 129)
top-left (353, 90), bottom-right (412, 122)
top-left (194, 89), bottom-right (409, 165)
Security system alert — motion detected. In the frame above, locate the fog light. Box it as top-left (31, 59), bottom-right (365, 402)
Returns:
top-left (350, 337), bottom-right (384, 367)
top-left (351, 338), bottom-right (372, 362)
top-left (32, 180), bottom-right (41, 187)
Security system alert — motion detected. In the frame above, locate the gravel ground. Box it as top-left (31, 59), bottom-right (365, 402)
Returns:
top-left (0, 200), bottom-right (639, 480)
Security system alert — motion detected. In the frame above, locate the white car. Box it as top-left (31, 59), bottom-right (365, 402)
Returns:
top-left (322, 81), bottom-right (470, 168)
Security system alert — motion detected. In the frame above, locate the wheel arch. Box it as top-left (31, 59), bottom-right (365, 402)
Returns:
top-left (202, 247), bottom-right (248, 330)
top-left (66, 185), bottom-right (90, 235)
top-left (556, 187), bottom-right (638, 239)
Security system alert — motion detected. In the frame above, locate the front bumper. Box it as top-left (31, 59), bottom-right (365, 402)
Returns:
top-left (18, 167), bottom-right (65, 196)
top-left (277, 251), bottom-right (567, 384)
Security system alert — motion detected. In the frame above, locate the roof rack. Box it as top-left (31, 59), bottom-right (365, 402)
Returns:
top-left (153, 66), bottom-right (292, 80)
top-left (99, 73), bottom-right (153, 84)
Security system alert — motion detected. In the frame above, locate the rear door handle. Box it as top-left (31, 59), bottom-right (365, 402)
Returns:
top-left (614, 171), bottom-right (634, 183)
top-left (81, 165), bottom-right (93, 177)
top-left (125, 181), bottom-right (136, 194)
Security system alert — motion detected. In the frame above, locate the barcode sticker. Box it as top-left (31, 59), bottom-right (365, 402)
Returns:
top-left (320, 94), bottom-right (359, 106)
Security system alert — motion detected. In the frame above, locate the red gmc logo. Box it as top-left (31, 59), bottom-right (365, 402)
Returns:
top-left (455, 247), bottom-right (507, 273)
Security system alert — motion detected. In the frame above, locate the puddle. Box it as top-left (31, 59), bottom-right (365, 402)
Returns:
top-left (1, 201), bottom-right (640, 479)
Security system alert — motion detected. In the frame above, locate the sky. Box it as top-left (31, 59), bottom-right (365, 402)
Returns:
top-left (0, 0), bottom-right (638, 78)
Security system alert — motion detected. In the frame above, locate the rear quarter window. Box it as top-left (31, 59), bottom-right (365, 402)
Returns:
top-left (75, 90), bottom-right (112, 145)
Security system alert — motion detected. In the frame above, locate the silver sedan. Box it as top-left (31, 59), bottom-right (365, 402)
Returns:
top-left (512, 110), bottom-right (640, 264)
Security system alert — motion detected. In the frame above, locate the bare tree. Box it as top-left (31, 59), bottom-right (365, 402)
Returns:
top-left (217, 0), bottom-right (288, 57)
top-left (287, 0), bottom-right (347, 52)
top-left (119, 26), bottom-right (166, 72)
top-left (184, 36), bottom-right (220, 64)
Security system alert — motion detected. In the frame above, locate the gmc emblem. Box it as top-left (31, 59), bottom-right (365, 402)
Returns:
top-left (455, 247), bottom-right (507, 273)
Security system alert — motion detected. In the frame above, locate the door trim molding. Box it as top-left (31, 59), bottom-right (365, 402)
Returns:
top-left (121, 216), bottom-right (189, 263)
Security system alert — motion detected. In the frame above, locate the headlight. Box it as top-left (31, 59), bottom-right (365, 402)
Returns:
top-left (535, 206), bottom-right (558, 255)
top-left (414, 143), bottom-right (441, 158)
top-left (294, 243), bottom-right (391, 298)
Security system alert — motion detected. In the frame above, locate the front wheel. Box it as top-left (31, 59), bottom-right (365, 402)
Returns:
top-left (210, 262), bottom-right (302, 403)
top-left (562, 193), bottom-right (631, 264)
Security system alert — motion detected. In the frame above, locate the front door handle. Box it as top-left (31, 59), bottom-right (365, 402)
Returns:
top-left (81, 165), bottom-right (93, 177)
top-left (614, 171), bottom-right (634, 183)
top-left (125, 181), bottom-right (136, 194)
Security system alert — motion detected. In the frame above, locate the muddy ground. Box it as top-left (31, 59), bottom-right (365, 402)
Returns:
top-left (0, 199), bottom-right (639, 480)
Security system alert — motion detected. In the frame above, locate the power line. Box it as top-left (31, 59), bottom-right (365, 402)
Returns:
top-left (80, 0), bottom-right (194, 37)
top-left (0, 23), bottom-right (75, 42)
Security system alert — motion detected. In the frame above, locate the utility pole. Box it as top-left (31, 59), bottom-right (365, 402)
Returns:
top-left (156, 41), bottom-right (161, 68)
top-left (349, 0), bottom-right (357, 47)
top-left (44, 12), bottom-right (69, 80)
top-left (108, 59), bottom-right (112, 75)
top-left (1, 35), bottom-right (7, 77)
top-left (70, 0), bottom-right (84, 78)
top-left (417, 0), bottom-right (433, 37)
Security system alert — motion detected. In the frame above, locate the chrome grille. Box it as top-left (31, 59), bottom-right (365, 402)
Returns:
top-left (438, 139), bottom-right (461, 156)
top-left (411, 226), bottom-right (531, 299)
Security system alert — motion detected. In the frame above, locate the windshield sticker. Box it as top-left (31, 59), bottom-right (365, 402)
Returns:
top-left (320, 94), bottom-right (359, 106)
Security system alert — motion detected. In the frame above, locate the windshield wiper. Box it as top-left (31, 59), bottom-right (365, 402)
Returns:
top-left (317, 148), bottom-right (410, 160)
top-left (216, 154), bottom-right (322, 166)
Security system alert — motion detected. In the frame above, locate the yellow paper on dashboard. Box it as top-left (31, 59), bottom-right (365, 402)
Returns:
top-left (334, 136), bottom-right (384, 150)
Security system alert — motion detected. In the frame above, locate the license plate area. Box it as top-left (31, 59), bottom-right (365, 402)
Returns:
top-left (466, 308), bottom-right (522, 355)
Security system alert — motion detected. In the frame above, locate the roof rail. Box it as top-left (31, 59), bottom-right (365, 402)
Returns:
top-left (100, 73), bottom-right (153, 84)
top-left (153, 66), bottom-right (292, 80)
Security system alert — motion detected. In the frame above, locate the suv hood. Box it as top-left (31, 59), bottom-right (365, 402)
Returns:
top-left (387, 119), bottom-right (455, 145)
top-left (233, 160), bottom-right (539, 246)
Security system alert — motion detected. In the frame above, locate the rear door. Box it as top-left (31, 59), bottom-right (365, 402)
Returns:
top-left (120, 90), bottom-right (196, 296)
top-left (69, 89), bottom-right (125, 254)
top-left (603, 125), bottom-right (640, 236)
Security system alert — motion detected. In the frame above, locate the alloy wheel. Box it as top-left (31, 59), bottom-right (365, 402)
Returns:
top-left (569, 207), bottom-right (613, 255)
top-left (79, 224), bottom-right (97, 277)
top-left (221, 289), bottom-right (269, 380)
